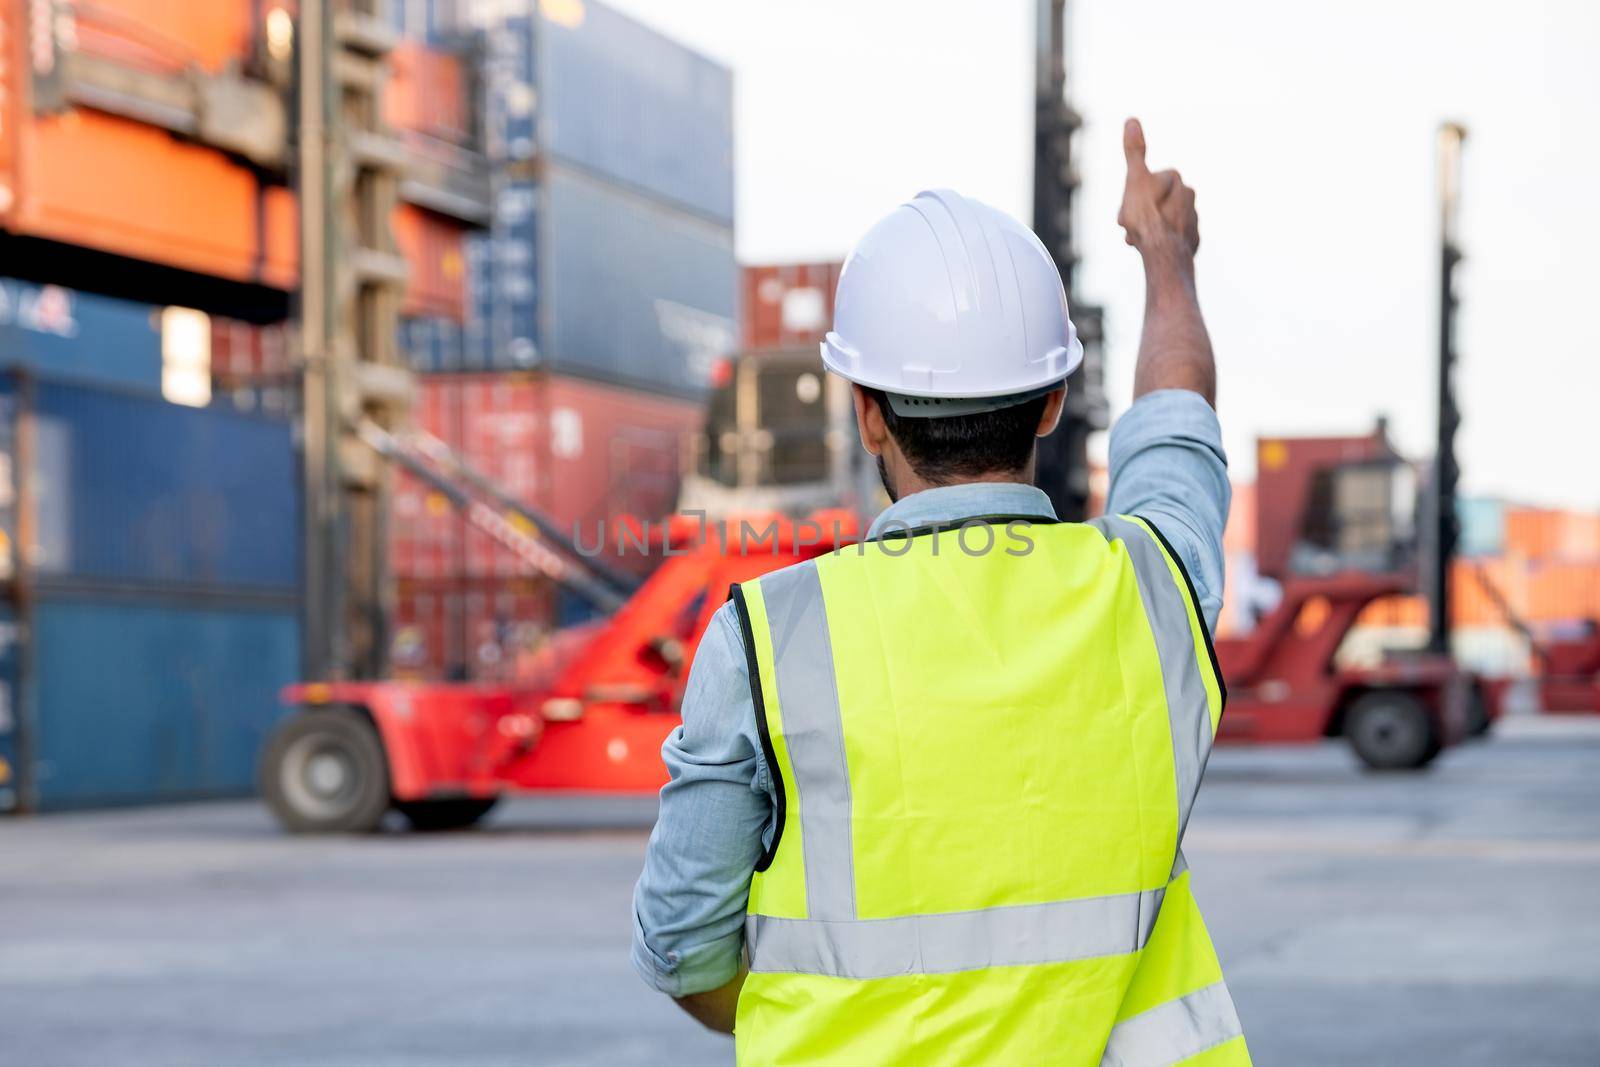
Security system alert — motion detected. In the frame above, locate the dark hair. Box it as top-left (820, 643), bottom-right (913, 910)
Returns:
top-left (865, 388), bottom-right (1048, 484)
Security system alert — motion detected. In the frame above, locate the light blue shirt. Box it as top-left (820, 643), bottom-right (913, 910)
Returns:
top-left (631, 388), bottom-right (1231, 996)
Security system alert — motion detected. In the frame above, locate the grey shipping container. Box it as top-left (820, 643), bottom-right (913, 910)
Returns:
top-left (459, 0), bottom-right (734, 224)
top-left (0, 277), bottom-right (163, 394)
top-left (0, 377), bottom-right (300, 590)
top-left (1, 594), bottom-right (299, 811)
top-left (542, 167), bottom-right (736, 392)
top-left (459, 165), bottom-right (735, 395)
top-left (537, 0), bottom-right (735, 224)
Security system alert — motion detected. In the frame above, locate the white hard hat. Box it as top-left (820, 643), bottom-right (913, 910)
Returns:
top-left (822, 188), bottom-right (1083, 418)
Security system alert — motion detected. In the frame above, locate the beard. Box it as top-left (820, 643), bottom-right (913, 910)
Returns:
top-left (876, 453), bottom-right (899, 503)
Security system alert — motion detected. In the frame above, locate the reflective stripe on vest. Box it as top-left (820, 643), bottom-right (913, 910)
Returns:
top-left (755, 561), bottom-right (857, 921)
top-left (747, 883), bottom-right (1168, 979)
top-left (733, 518), bottom-right (1246, 1066)
top-left (1090, 515), bottom-right (1221, 855)
top-left (1102, 981), bottom-right (1245, 1067)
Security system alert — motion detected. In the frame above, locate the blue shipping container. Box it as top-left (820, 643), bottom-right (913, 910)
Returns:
top-left (0, 604), bottom-right (18, 812)
top-left (0, 378), bottom-right (301, 590)
top-left (537, 0), bottom-right (735, 224)
top-left (20, 595), bottom-right (300, 810)
top-left (0, 277), bottom-right (163, 394)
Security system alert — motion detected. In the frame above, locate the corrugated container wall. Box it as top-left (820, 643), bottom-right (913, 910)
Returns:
top-left (1504, 507), bottom-right (1600, 561)
top-left (1254, 433), bottom-right (1389, 581)
top-left (0, 376), bottom-right (301, 812)
top-left (438, 0), bottom-right (736, 392)
top-left (458, 170), bottom-right (736, 394)
top-left (541, 167), bottom-right (735, 394)
top-left (0, 379), bottom-right (300, 589)
top-left (536, 0), bottom-right (735, 224)
top-left (0, 277), bottom-right (163, 392)
top-left (389, 372), bottom-right (703, 580)
top-left (455, 0), bottom-right (734, 222)
top-left (392, 576), bottom-right (553, 682)
top-left (0, 2), bottom-right (298, 288)
top-left (741, 263), bottom-right (843, 352)
top-left (2, 4), bottom-right (475, 311)
top-left (23, 597), bottom-right (299, 809)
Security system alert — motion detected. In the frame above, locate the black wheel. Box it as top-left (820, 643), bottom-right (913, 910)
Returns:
top-left (1465, 683), bottom-right (1493, 739)
top-left (1346, 690), bottom-right (1439, 770)
top-left (261, 709), bottom-right (390, 833)
top-left (395, 797), bottom-right (499, 832)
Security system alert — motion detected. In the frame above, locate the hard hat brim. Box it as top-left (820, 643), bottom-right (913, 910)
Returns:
top-left (820, 334), bottom-right (1084, 399)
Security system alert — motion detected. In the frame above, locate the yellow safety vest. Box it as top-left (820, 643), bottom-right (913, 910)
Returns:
top-left (727, 515), bottom-right (1250, 1066)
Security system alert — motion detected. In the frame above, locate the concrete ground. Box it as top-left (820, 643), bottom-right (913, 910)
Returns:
top-left (2, 716), bottom-right (1597, 1066)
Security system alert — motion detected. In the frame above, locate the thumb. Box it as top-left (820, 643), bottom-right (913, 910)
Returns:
top-left (1123, 117), bottom-right (1148, 175)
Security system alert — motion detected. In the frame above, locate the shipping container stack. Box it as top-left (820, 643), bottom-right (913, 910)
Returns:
top-left (0, 1), bottom-right (481, 810)
top-left (387, 0), bottom-right (736, 679)
top-left (0, 274), bottom-right (306, 811)
top-left (0, 372), bottom-right (300, 811)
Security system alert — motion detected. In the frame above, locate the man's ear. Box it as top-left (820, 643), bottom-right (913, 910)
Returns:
top-left (1036, 385), bottom-right (1068, 437)
top-left (852, 384), bottom-right (889, 457)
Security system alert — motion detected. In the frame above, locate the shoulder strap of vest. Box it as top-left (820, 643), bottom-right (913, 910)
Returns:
top-left (1089, 514), bottom-right (1225, 707)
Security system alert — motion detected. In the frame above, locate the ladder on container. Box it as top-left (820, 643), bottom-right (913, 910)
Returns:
top-left (355, 419), bottom-right (638, 615)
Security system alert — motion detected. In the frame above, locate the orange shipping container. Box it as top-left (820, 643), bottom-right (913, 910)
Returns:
top-left (1225, 481), bottom-right (1256, 556)
top-left (1504, 507), bottom-right (1600, 561)
top-left (1354, 556), bottom-right (1600, 630)
top-left (384, 41), bottom-right (472, 147)
top-left (0, 1), bottom-right (298, 288)
top-left (392, 204), bottom-right (467, 321)
top-left (1, 4), bottom-right (473, 318)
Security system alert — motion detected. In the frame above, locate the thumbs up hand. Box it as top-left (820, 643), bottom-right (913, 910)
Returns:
top-left (1117, 118), bottom-right (1200, 261)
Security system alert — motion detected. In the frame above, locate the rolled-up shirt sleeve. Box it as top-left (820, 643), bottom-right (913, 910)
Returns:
top-left (1104, 389), bottom-right (1231, 629)
top-left (631, 602), bottom-right (773, 996)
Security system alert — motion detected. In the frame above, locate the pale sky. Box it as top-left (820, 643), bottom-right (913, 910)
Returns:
top-left (607, 0), bottom-right (1599, 507)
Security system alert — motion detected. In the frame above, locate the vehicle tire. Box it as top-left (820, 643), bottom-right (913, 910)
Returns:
top-left (1346, 690), bottom-right (1439, 770)
top-left (395, 797), bottom-right (499, 832)
top-left (1465, 683), bottom-right (1493, 739)
top-left (261, 709), bottom-right (391, 833)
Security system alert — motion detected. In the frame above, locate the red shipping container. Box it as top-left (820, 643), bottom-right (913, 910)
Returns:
top-left (389, 377), bottom-right (465, 579)
top-left (741, 262), bottom-right (843, 352)
top-left (210, 316), bottom-right (294, 381)
top-left (389, 372), bottom-right (706, 580)
top-left (391, 576), bottom-right (555, 682)
top-left (1254, 431), bottom-right (1390, 581)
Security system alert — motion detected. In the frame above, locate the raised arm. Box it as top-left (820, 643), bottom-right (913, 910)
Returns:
top-left (1117, 118), bottom-right (1215, 406)
top-left (1103, 118), bottom-right (1229, 628)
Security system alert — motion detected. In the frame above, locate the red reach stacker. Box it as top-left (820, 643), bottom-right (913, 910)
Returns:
top-left (262, 420), bottom-right (853, 832)
top-left (1214, 428), bottom-right (1479, 770)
